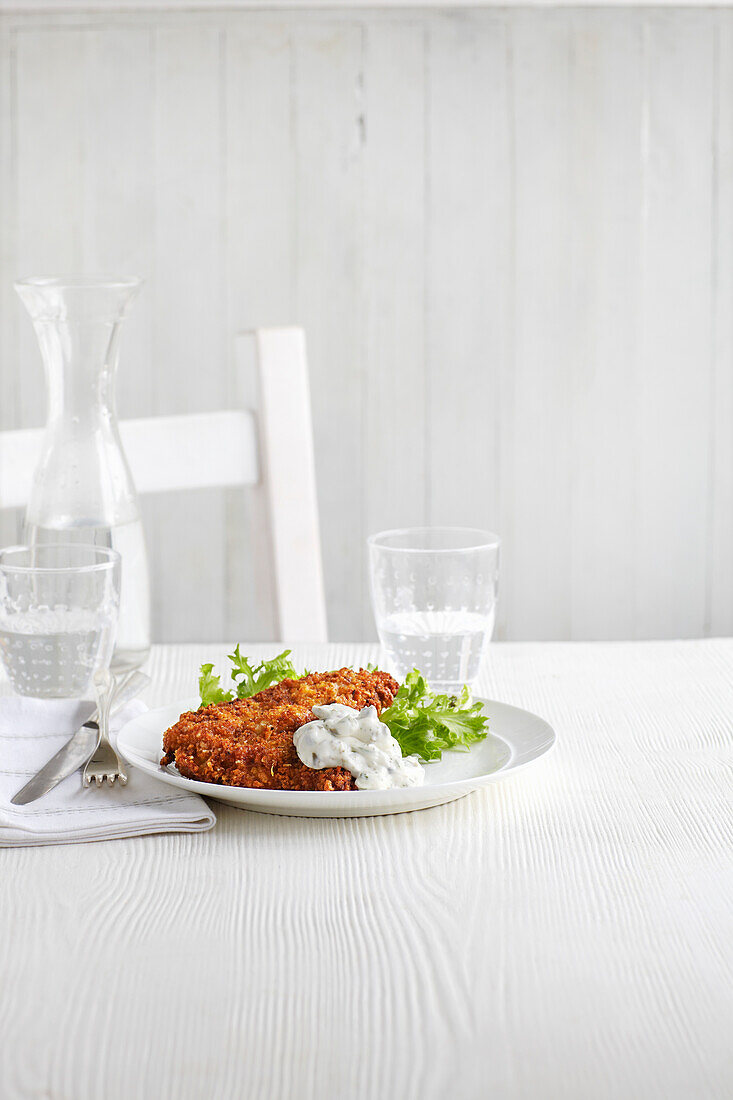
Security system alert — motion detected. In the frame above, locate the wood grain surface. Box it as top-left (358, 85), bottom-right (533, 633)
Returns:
top-left (2, 8), bottom-right (733, 644)
top-left (0, 641), bottom-right (730, 1099)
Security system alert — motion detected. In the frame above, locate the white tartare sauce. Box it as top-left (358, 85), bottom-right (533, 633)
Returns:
top-left (293, 703), bottom-right (425, 790)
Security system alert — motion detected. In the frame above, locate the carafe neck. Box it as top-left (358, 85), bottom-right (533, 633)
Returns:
top-left (15, 277), bottom-right (141, 431)
top-left (36, 319), bottom-right (121, 429)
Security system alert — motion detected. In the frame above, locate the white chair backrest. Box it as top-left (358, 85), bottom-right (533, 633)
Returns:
top-left (0, 326), bottom-right (328, 643)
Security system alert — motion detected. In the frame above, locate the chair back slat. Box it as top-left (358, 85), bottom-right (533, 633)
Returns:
top-left (251, 328), bottom-right (328, 644)
top-left (0, 428), bottom-right (42, 510)
top-left (0, 411), bottom-right (259, 508)
top-left (124, 411), bottom-right (258, 494)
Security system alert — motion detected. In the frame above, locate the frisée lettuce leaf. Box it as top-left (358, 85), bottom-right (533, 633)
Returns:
top-left (198, 648), bottom-right (303, 707)
top-left (198, 663), bottom-right (234, 707)
top-left (380, 669), bottom-right (490, 761)
top-left (228, 645), bottom-right (303, 697)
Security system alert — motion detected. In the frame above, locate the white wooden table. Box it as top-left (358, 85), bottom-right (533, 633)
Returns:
top-left (1, 641), bottom-right (731, 1100)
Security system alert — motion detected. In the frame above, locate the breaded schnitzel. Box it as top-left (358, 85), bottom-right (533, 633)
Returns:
top-left (160, 667), bottom-right (399, 791)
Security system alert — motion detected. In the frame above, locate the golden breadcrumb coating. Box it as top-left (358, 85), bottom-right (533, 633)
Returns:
top-left (160, 667), bottom-right (399, 791)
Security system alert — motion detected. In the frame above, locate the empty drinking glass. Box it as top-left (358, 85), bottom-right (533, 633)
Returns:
top-left (0, 544), bottom-right (120, 698)
top-left (368, 527), bottom-right (500, 692)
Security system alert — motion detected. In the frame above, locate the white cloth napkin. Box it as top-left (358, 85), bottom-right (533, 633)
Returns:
top-left (0, 696), bottom-right (216, 846)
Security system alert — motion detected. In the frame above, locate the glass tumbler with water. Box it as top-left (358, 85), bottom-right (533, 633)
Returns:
top-left (0, 544), bottom-right (120, 698)
top-left (368, 527), bottom-right (500, 692)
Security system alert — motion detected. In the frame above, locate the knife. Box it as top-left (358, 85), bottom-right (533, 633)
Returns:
top-left (10, 671), bottom-right (151, 806)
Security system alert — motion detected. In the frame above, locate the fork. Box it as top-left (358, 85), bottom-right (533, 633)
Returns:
top-left (83, 671), bottom-right (128, 788)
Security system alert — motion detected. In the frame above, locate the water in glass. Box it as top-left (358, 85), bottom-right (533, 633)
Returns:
top-left (0, 606), bottom-right (116, 697)
top-left (25, 519), bottom-right (149, 673)
top-left (0, 544), bottom-right (120, 698)
top-left (368, 527), bottom-right (500, 692)
top-left (377, 609), bottom-right (496, 692)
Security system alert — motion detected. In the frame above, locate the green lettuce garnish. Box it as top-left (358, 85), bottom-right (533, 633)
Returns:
top-left (380, 669), bottom-right (489, 761)
top-left (197, 655), bottom-right (489, 763)
top-left (198, 647), bottom-right (303, 707)
top-left (198, 663), bottom-right (234, 707)
top-left (228, 645), bottom-right (302, 697)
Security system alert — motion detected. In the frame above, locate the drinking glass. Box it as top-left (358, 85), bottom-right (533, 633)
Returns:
top-left (0, 544), bottom-right (120, 698)
top-left (368, 527), bottom-right (500, 692)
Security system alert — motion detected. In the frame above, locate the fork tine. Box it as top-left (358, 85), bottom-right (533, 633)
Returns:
top-left (107, 774), bottom-right (116, 785)
top-left (94, 774), bottom-right (103, 787)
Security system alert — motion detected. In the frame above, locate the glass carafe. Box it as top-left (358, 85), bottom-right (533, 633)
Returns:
top-left (15, 276), bottom-right (150, 672)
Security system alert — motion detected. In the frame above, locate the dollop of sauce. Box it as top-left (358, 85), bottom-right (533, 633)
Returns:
top-left (293, 703), bottom-right (425, 790)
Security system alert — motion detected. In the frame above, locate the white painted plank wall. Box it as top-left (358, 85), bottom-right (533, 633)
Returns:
top-left (568, 11), bottom-right (643, 639)
top-left (362, 20), bottom-right (426, 634)
top-left (0, 8), bottom-right (731, 644)
top-left (292, 22), bottom-right (365, 641)
top-left (507, 13), bottom-right (574, 641)
top-left (426, 13), bottom-right (508, 601)
top-left (710, 16), bottom-right (733, 635)
top-left (637, 14), bottom-right (715, 639)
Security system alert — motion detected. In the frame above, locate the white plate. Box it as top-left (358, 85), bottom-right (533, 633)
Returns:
top-left (117, 696), bottom-right (555, 818)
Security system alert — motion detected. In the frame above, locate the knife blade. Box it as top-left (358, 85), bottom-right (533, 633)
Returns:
top-left (10, 671), bottom-right (150, 806)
